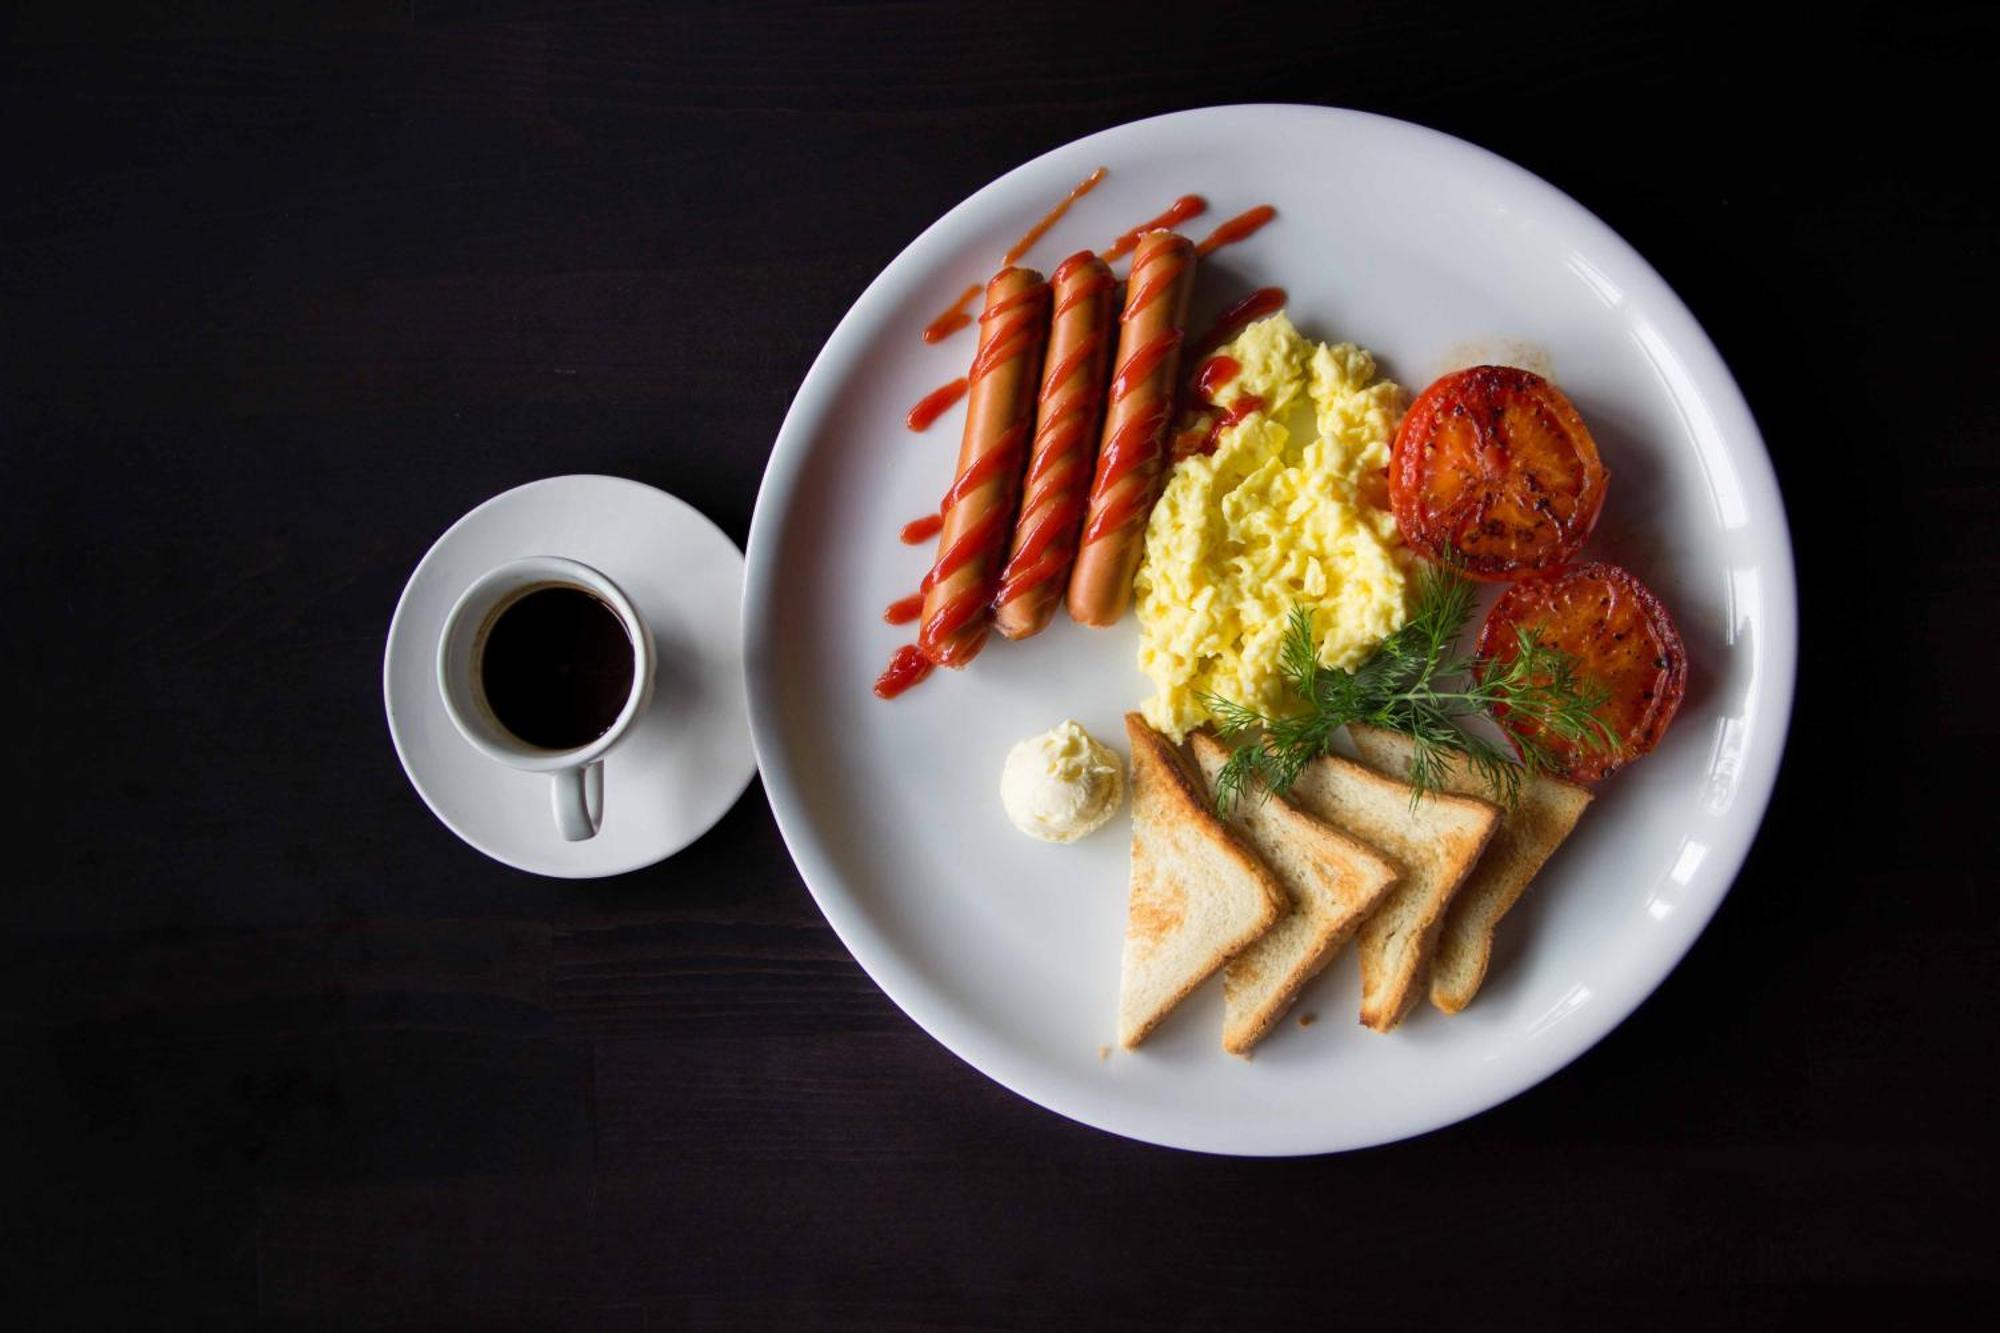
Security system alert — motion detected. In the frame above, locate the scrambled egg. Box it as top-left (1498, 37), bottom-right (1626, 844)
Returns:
top-left (1135, 312), bottom-right (1409, 738)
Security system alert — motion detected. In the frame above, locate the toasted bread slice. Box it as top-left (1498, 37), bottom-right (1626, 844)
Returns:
top-left (1117, 715), bottom-right (1287, 1050)
top-left (1188, 733), bottom-right (1400, 1055)
top-left (1349, 724), bottom-right (1593, 1014)
top-left (1281, 751), bottom-right (1500, 1032)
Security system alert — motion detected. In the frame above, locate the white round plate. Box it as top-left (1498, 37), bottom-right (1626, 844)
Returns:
top-left (744, 106), bottom-right (1796, 1154)
top-left (386, 474), bottom-right (755, 878)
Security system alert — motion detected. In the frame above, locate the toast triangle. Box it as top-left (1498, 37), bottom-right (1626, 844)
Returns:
top-left (1117, 715), bottom-right (1286, 1050)
top-left (1349, 723), bottom-right (1593, 1014)
top-left (1189, 732), bottom-right (1400, 1055)
top-left (1281, 750), bottom-right (1500, 1032)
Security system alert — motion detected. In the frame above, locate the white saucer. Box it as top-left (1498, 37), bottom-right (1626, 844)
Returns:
top-left (384, 474), bottom-right (755, 878)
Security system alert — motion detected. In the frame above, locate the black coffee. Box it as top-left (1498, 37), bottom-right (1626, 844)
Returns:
top-left (480, 585), bottom-right (635, 750)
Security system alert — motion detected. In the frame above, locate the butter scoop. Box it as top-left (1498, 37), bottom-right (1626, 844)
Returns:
top-left (999, 720), bottom-right (1125, 844)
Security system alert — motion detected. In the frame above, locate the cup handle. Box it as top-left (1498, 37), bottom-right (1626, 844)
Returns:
top-left (552, 762), bottom-right (604, 841)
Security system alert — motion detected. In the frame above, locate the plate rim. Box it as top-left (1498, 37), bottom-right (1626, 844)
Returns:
top-left (742, 103), bottom-right (1798, 1154)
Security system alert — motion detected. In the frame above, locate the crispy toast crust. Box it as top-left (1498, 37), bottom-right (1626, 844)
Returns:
top-left (1117, 715), bottom-right (1286, 1050)
top-left (1348, 723), bottom-right (1591, 1014)
top-left (1190, 732), bottom-right (1399, 1054)
top-left (1282, 749), bottom-right (1500, 1032)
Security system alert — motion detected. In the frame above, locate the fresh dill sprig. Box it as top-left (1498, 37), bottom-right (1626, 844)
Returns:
top-left (1201, 559), bottom-right (1618, 812)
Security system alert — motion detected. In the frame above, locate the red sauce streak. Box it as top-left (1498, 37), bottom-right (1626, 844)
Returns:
top-left (1082, 402), bottom-right (1173, 546)
top-left (939, 421), bottom-right (1029, 514)
top-left (1124, 242), bottom-right (1191, 320)
top-left (1000, 166), bottom-right (1108, 268)
top-left (1095, 408), bottom-right (1171, 494)
top-left (1196, 394), bottom-right (1264, 456)
top-left (1052, 250), bottom-right (1108, 289)
top-left (1194, 205), bottom-right (1276, 257)
top-left (922, 284), bottom-right (981, 344)
top-left (924, 506), bottom-right (1013, 600)
top-left (1052, 258), bottom-right (1117, 316)
top-left (1024, 409), bottom-right (1090, 489)
top-left (1038, 328), bottom-right (1107, 403)
top-left (905, 377), bottom-right (968, 432)
top-left (1187, 287), bottom-right (1287, 365)
top-left (1110, 330), bottom-right (1184, 404)
top-left (874, 644), bottom-right (935, 699)
top-left (921, 484), bottom-right (1012, 653)
top-left (982, 282), bottom-right (1050, 324)
top-left (883, 593), bottom-right (924, 624)
top-left (1006, 497), bottom-right (1081, 573)
top-left (919, 169), bottom-right (1107, 345)
top-left (1101, 195), bottom-right (1207, 262)
top-left (1193, 355), bottom-right (1240, 400)
top-left (899, 512), bottom-right (943, 545)
top-left (968, 283), bottom-right (1049, 379)
top-left (994, 485), bottom-right (1086, 605)
top-left (1171, 356), bottom-right (1251, 461)
top-left (921, 588), bottom-right (993, 664)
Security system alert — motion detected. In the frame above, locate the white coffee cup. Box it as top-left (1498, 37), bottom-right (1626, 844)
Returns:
top-left (436, 556), bottom-right (657, 842)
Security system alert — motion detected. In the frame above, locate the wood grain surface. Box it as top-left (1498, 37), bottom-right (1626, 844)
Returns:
top-left (4, 1), bottom-right (1995, 1326)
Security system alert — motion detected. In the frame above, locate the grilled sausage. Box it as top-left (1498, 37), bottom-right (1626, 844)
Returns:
top-left (1066, 232), bottom-right (1196, 627)
top-left (917, 266), bottom-right (1050, 666)
top-left (992, 251), bottom-right (1116, 639)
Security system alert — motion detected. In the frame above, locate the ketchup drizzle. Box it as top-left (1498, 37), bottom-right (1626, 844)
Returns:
top-left (1038, 330), bottom-right (1106, 398)
top-left (883, 593), bottom-right (924, 624)
top-left (1001, 166), bottom-right (1107, 267)
top-left (873, 644), bottom-right (934, 698)
top-left (1192, 395), bottom-right (1265, 458)
top-left (1187, 287), bottom-right (1286, 365)
top-left (1052, 254), bottom-right (1117, 313)
top-left (1109, 330), bottom-right (1184, 404)
top-left (899, 512), bottom-right (943, 545)
top-left (922, 284), bottom-right (981, 344)
top-left (1169, 287), bottom-right (1285, 462)
top-left (920, 168), bottom-right (1107, 344)
top-left (905, 377), bottom-right (968, 431)
top-left (1101, 195), bottom-right (1207, 262)
top-left (1193, 355), bottom-right (1240, 400)
top-left (1124, 238), bottom-right (1192, 320)
top-left (1194, 205), bottom-right (1276, 257)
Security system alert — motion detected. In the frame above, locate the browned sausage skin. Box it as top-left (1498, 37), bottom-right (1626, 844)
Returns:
top-left (992, 251), bottom-right (1116, 640)
top-left (917, 266), bottom-right (1049, 667)
top-left (1066, 231), bottom-right (1197, 627)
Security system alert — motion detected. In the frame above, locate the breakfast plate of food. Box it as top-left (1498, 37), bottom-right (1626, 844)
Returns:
top-left (743, 104), bottom-right (1794, 1154)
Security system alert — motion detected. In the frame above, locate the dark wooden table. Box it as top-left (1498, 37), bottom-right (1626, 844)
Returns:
top-left (5, 3), bottom-right (1994, 1326)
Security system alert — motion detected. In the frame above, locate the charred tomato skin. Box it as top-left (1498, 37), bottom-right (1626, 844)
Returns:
top-left (1477, 561), bottom-right (1687, 782)
top-left (1390, 365), bottom-right (1609, 581)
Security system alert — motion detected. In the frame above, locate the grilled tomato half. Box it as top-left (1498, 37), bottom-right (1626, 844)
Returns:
top-left (1477, 561), bottom-right (1686, 782)
top-left (1390, 365), bottom-right (1608, 580)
